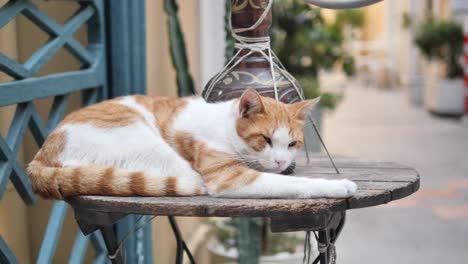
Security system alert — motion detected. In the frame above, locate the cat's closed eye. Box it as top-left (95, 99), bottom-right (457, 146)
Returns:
top-left (262, 135), bottom-right (272, 146)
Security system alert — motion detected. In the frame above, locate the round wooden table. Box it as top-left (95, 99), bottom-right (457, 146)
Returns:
top-left (66, 154), bottom-right (419, 264)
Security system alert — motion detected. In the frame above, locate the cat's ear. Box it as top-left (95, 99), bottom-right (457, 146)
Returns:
top-left (290, 97), bottom-right (320, 120)
top-left (239, 88), bottom-right (264, 118)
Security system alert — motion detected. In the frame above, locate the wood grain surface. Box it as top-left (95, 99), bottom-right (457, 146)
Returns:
top-left (66, 153), bottom-right (420, 217)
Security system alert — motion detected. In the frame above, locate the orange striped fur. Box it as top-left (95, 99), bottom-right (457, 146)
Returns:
top-left (62, 100), bottom-right (142, 128)
top-left (173, 131), bottom-right (260, 193)
top-left (134, 95), bottom-right (188, 140)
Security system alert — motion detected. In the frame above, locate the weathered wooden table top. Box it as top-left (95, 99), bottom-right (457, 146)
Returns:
top-left (66, 154), bottom-right (420, 217)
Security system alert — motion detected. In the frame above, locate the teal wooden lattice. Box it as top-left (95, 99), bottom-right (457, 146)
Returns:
top-left (0, 0), bottom-right (108, 263)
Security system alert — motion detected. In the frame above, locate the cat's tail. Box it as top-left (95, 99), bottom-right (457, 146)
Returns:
top-left (27, 160), bottom-right (205, 199)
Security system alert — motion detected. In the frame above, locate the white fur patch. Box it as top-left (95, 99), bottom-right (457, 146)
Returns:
top-left (117, 96), bottom-right (157, 131)
top-left (217, 173), bottom-right (357, 198)
top-left (172, 99), bottom-right (241, 153)
top-left (59, 122), bottom-right (203, 184)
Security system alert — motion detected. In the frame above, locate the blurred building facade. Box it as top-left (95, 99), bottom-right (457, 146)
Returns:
top-left (322, 0), bottom-right (463, 90)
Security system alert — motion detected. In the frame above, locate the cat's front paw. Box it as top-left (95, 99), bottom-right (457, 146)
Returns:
top-left (323, 179), bottom-right (357, 198)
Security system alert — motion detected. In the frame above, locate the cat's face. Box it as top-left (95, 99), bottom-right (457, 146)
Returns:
top-left (236, 89), bottom-right (319, 173)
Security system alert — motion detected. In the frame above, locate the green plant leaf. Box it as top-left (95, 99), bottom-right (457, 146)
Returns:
top-left (413, 18), bottom-right (463, 78)
top-left (164, 0), bottom-right (196, 96)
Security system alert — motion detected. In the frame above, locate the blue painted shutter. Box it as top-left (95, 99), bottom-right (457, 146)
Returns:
top-left (0, 0), bottom-right (152, 263)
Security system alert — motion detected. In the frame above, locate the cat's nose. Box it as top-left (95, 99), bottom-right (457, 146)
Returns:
top-left (275, 160), bottom-right (286, 168)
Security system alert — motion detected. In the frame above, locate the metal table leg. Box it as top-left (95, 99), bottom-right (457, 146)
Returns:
top-left (72, 208), bottom-right (197, 264)
top-left (317, 229), bottom-right (329, 264)
top-left (100, 225), bottom-right (124, 264)
top-left (72, 208), bottom-right (127, 264)
top-left (314, 212), bottom-right (346, 264)
top-left (168, 216), bottom-right (196, 264)
top-left (270, 211), bottom-right (346, 264)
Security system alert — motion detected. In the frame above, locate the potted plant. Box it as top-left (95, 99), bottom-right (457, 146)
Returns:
top-left (297, 75), bottom-right (343, 151)
top-left (207, 218), bottom-right (318, 264)
top-left (271, 0), bottom-right (358, 151)
top-left (414, 18), bottom-right (465, 116)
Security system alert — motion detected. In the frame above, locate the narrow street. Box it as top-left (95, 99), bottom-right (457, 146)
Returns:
top-left (323, 86), bottom-right (468, 263)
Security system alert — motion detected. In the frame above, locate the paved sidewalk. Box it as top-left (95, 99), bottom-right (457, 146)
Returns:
top-left (322, 86), bottom-right (468, 264)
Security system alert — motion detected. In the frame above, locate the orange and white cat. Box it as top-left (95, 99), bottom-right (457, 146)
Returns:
top-left (27, 89), bottom-right (357, 199)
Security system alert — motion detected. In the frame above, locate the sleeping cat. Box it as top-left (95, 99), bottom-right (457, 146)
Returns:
top-left (27, 88), bottom-right (357, 199)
